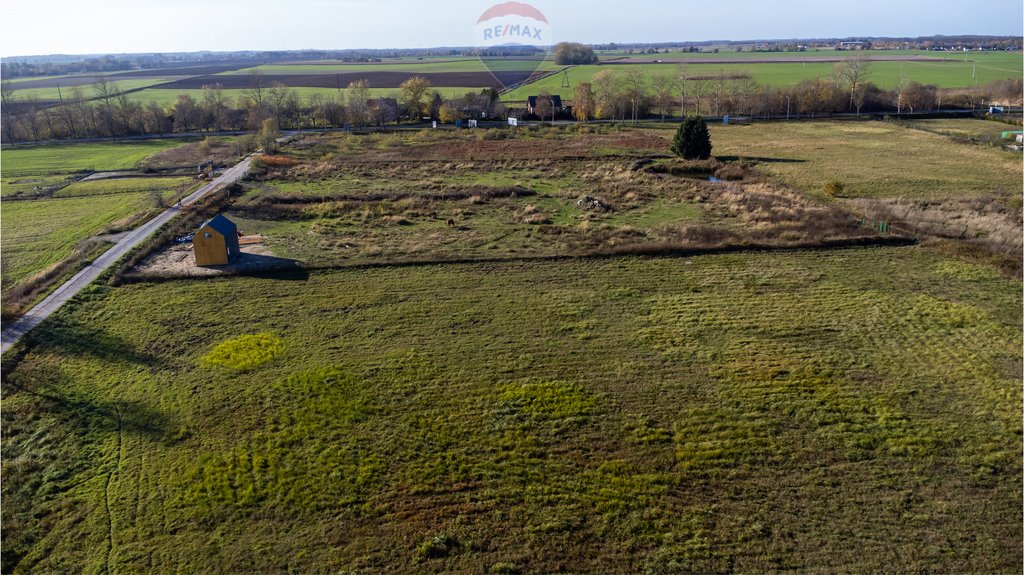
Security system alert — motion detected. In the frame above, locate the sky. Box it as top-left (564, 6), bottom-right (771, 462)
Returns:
top-left (2, 0), bottom-right (1022, 57)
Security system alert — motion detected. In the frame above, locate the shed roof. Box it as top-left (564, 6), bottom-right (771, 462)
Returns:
top-left (200, 214), bottom-right (237, 238)
top-left (527, 95), bottom-right (563, 108)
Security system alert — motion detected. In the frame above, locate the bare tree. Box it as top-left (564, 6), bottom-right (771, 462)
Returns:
top-left (93, 76), bottom-right (119, 135)
top-left (835, 57), bottom-right (869, 112)
top-left (690, 77), bottom-right (708, 116)
top-left (0, 80), bottom-right (17, 145)
top-left (624, 70), bottom-right (646, 123)
top-left (676, 65), bottom-right (689, 116)
top-left (201, 83), bottom-right (228, 131)
top-left (895, 67), bottom-right (910, 114)
top-left (651, 75), bottom-right (674, 122)
top-left (242, 70), bottom-right (267, 111)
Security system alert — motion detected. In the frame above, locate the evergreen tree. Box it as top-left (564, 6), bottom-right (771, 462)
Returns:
top-left (671, 116), bottom-right (712, 159)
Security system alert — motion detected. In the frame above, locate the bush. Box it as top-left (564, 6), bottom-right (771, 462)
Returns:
top-left (822, 179), bottom-right (845, 197)
top-left (671, 116), bottom-right (713, 160)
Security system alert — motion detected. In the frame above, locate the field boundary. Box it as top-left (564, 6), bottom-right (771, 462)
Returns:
top-left (115, 234), bottom-right (917, 284)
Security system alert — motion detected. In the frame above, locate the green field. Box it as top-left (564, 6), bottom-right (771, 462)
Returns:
top-left (7, 78), bottom-right (177, 101)
top-left (0, 141), bottom-right (194, 304)
top-left (1, 191), bottom-right (168, 286)
top-left (219, 59), bottom-right (557, 75)
top-left (0, 140), bottom-right (184, 178)
top-left (3, 246), bottom-right (1020, 573)
top-left (503, 52), bottom-right (1023, 100)
top-left (705, 119), bottom-right (1022, 199)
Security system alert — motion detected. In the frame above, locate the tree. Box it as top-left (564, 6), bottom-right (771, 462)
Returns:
top-left (258, 117), bottom-right (280, 152)
top-left (651, 75), bottom-right (674, 122)
top-left (242, 70), bottom-right (266, 111)
top-left (834, 56), bottom-right (868, 112)
top-left (895, 66), bottom-right (910, 114)
top-left (438, 100), bottom-right (463, 123)
top-left (399, 76), bottom-right (431, 120)
top-left (553, 42), bottom-right (598, 65)
top-left (671, 116), bottom-right (712, 160)
top-left (347, 80), bottom-right (371, 126)
top-left (676, 65), bottom-right (689, 116)
top-left (201, 83), bottom-right (228, 130)
top-left (573, 82), bottom-right (595, 122)
top-left (0, 80), bottom-right (17, 145)
top-left (592, 69), bottom-right (618, 120)
top-left (624, 70), bottom-right (646, 123)
top-left (93, 76), bottom-right (119, 136)
top-left (534, 92), bottom-right (554, 124)
top-left (172, 94), bottom-right (200, 132)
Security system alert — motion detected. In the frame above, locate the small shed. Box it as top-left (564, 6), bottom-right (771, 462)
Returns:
top-left (193, 214), bottom-right (240, 266)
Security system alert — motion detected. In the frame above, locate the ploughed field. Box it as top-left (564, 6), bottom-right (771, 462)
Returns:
top-left (2, 247), bottom-right (1020, 573)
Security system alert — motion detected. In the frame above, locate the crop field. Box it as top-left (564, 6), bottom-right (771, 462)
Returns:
top-left (6, 78), bottom-right (178, 102)
top-left (125, 86), bottom-right (482, 107)
top-left (2, 245), bottom-right (1020, 573)
top-left (219, 58), bottom-right (557, 75)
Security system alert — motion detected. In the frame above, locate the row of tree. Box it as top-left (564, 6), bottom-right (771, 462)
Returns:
top-left (1, 64), bottom-right (1019, 143)
top-left (565, 61), bottom-right (1021, 122)
top-left (0, 73), bottom-right (514, 143)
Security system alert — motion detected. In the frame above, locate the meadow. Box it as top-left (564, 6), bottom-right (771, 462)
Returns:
top-left (0, 140), bottom-right (184, 178)
top-left (2, 246), bottom-right (1020, 573)
top-left (0, 141), bottom-right (197, 313)
top-left (1, 190), bottom-right (173, 287)
top-left (195, 125), bottom-right (880, 273)
top-left (704, 119), bottom-right (1022, 200)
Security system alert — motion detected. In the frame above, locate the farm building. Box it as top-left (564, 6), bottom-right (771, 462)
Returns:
top-left (193, 214), bottom-right (240, 266)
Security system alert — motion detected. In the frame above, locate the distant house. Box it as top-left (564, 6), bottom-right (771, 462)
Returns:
top-left (526, 95), bottom-right (563, 115)
top-left (368, 97), bottom-right (400, 124)
top-left (193, 214), bottom-right (240, 266)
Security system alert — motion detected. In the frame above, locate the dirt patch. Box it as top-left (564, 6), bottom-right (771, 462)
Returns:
top-left (130, 242), bottom-right (297, 278)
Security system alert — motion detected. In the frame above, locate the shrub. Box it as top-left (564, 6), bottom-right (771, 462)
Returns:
top-left (822, 179), bottom-right (845, 197)
top-left (671, 116), bottom-right (713, 160)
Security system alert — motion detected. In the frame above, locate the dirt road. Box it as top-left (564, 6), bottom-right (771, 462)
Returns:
top-left (0, 156), bottom-right (253, 355)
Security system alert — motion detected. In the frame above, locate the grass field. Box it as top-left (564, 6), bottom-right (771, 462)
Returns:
top-left (704, 119), bottom-right (1022, 199)
top-left (2, 245), bottom-right (1020, 573)
top-left (1, 191), bottom-right (171, 286)
top-left (502, 52), bottom-right (1023, 100)
top-left (218, 59), bottom-right (558, 75)
top-left (0, 141), bottom-right (196, 306)
top-left (0, 140), bottom-right (184, 178)
top-left (7, 78), bottom-right (177, 101)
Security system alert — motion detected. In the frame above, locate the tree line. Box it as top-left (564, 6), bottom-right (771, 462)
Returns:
top-left (565, 60), bottom-right (1022, 123)
top-left (0, 72), bottom-right (513, 144)
top-left (1, 63), bottom-right (1020, 144)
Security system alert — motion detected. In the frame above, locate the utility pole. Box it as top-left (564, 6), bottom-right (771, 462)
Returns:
top-left (785, 95), bottom-right (791, 120)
